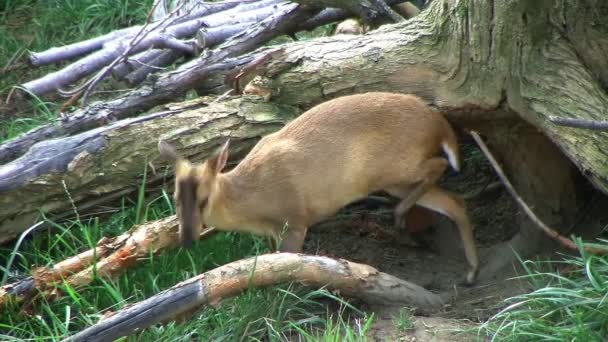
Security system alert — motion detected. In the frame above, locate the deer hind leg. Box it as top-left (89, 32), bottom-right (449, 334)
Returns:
top-left (416, 186), bottom-right (479, 285)
top-left (387, 157), bottom-right (449, 233)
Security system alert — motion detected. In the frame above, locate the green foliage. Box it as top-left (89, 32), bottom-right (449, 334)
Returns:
top-left (481, 239), bottom-right (608, 341)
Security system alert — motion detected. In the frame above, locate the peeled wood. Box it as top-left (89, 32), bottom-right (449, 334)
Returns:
top-left (63, 253), bottom-right (443, 342)
top-left (0, 215), bottom-right (219, 309)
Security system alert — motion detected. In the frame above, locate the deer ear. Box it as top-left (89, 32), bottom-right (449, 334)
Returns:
top-left (158, 140), bottom-right (180, 162)
top-left (208, 139), bottom-right (231, 174)
top-left (216, 138), bottom-right (231, 173)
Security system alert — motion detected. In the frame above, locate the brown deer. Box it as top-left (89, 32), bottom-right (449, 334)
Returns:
top-left (158, 92), bottom-right (479, 284)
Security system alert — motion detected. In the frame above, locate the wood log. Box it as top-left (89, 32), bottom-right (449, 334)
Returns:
top-left (62, 253), bottom-right (443, 342)
top-left (0, 214), bottom-right (215, 308)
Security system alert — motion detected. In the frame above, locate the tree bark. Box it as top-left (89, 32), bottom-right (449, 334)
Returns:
top-left (62, 253), bottom-right (443, 342)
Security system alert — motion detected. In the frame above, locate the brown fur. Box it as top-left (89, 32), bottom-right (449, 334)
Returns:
top-left (159, 92), bottom-right (479, 284)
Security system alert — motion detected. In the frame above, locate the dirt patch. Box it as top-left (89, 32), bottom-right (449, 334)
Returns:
top-left (367, 313), bottom-right (480, 342)
top-left (299, 138), bottom-right (608, 340)
top-left (300, 145), bottom-right (529, 339)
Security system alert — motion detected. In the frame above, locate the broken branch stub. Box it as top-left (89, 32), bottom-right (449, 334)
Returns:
top-left (63, 253), bottom-right (443, 342)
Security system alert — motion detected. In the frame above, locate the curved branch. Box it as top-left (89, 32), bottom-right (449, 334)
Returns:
top-left (470, 131), bottom-right (607, 255)
top-left (63, 253), bottom-right (443, 342)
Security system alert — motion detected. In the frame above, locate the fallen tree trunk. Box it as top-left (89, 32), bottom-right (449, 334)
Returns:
top-left (62, 253), bottom-right (444, 342)
top-left (0, 97), bottom-right (296, 244)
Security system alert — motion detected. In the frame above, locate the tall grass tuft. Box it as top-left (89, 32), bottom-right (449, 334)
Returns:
top-left (481, 239), bottom-right (608, 341)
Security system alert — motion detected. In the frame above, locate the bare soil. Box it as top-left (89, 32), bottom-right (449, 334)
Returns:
top-left (299, 146), bottom-right (556, 341)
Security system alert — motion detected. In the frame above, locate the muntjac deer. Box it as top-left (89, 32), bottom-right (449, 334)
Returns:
top-left (158, 92), bottom-right (479, 284)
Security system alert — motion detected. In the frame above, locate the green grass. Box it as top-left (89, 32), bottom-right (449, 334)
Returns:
top-left (480, 241), bottom-right (608, 341)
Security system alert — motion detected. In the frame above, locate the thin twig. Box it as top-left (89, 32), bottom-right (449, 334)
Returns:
top-left (549, 117), bottom-right (608, 131)
top-left (469, 131), bottom-right (607, 255)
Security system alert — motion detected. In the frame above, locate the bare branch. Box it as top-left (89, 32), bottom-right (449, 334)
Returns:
top-left (2, 4), bottom-right (311, 164)
top-left (22, 0), bottom-right (283, 97)
top-left (62, 253), bottom-right (443, 342)
top-left (470, 131), bottom-right (608, 255)
top-left (28, 27), bottom-right (139, 66)
top-left (27, 0), bottom-right (256, 66)
top-left (122, 22), bottom-right (254, 85)
top-left (549, 116), bottom-right (608, 131)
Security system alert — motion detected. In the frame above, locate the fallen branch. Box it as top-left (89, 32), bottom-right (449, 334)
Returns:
top-left (470, 131), bottom-right (608, 255)
top-left (549, 116), bottom-right (608, 131)
top-left (27, 0), bottom-right (256, 67)
top-left (294, 0), bottom-right (402, 25)
top-left (62, 253), bottom-right (443, 342)
top-left (122, 22), bottom-right (254, 85)
top-left (22, 0), bottom-right (282, 97)
top-left (0, 96), bottom-right (292, 244)
top-left (0, 214), bottom-right (216, 308)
